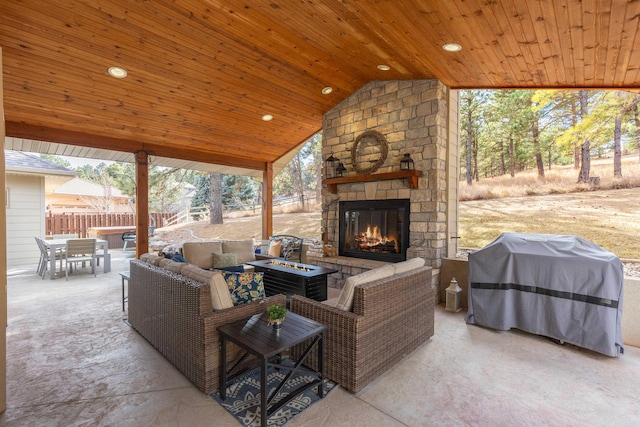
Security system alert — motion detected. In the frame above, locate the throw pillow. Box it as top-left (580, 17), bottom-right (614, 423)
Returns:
top-left (268, 240), bottom-right (282, 257)
top-left (217, 265), bottom-right (245, 273)
top-left (224, 272), bottom-right (265, 305)
top-left (335, 264), bottom-right (395, 311)
top-left (181, 265), bottom-right (233, 310)
top-left (213, 252), bottom-right (238, 268)
top-left (172, 252), bottom-right (186, 263)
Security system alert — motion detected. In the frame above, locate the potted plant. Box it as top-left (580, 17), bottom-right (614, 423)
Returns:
top-left (266, 304), bottom-right (287, 329)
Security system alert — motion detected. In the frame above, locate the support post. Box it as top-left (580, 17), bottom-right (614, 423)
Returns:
top-left (0, 47), bottom-right (7, 412)
top-left (135, 150), bottom-right (150, 257)
top-left (262, 163), bottom-right (273, 239)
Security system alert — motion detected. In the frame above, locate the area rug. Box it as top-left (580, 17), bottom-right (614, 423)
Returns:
top-left (212, 362), bottom-right (338, 427)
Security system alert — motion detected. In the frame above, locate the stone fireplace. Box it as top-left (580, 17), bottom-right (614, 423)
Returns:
top-left (313, 79), bottom-right (459, 289)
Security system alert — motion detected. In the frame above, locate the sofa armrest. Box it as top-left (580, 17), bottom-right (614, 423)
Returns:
top-left (290, 295), bottom-right (362, 330)
top-left (203, 293), bottom-right (287, 340)
top-left (351, 266), bottom-right (434, 318)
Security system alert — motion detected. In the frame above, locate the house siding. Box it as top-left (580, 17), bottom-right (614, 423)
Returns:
top-left (6, 174), bottom-right (45, 266)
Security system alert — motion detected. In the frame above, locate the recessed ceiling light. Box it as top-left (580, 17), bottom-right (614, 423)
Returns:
top-left (442, 43), bottom-right (462, 52)
top-left (377, 64), bottom-right (391, 71)
top-left (261, 114), bottom-right (273, 121)
top-left (322, 87), bottom-right (333, 95)
top-left (108, 66), bottom-right (128, 78)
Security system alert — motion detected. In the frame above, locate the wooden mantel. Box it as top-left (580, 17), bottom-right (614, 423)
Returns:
top-left (323, 170), bottom-right (423, 194)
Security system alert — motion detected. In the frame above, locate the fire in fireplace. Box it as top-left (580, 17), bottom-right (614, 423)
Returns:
top-left (339, 199), bottom-right (410, 262)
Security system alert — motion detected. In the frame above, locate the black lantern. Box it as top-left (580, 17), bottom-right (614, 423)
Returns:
top-left (325, 153), bottom-right (339, 178)
top-left (400, 153), bottom-right (415, 171)
top-left (336, 162), bottom-right (347, 177)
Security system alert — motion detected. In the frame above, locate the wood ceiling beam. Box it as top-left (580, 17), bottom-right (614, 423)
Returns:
top-left (5, 121), bottom-right (267, 171)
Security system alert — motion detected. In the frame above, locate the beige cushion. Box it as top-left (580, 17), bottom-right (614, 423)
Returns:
top-left (335, 264), bottom-right (395, 311)
top-left (213, 252), bottom-right (238, 268)
top-left (181, 265), bottom-right (233, 310)
top-left (268, 240), bottom-right (282, 257)
top-left (182, 241), bottom-right (223, 269)
top-left (159, 258), bottom-right (185, 274)
top-left (393, 257), bottom-right (425, 274)
top-left (223, 240), bottom-right (256, 264)
top-left (145, 254), bottom-right (164, 266)
top-left (139, 253), bottom-right (153, 263)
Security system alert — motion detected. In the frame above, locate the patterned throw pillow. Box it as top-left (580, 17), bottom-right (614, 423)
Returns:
top-left (224, 272), bottom-right (265, 305)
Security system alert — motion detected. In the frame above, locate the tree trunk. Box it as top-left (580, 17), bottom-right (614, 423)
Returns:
top-left (572, 101), bottom-right (580, 169)
top-left (509, 137), bottom-right (515, 178)
top-left (499, 140), bottom-right (506, 175)
top-left (614, 111), bottom-right (622, 178)
top-left (634, 104), bottom-right (640, 163)
top-left (532, 117), bottom-right (545, 178)
top-left (577, 90), bottom-right (591, 183)
top-left (465, 108), bottom-right (473, 185)
top-left (209, 172), bottom-right (223, 224)
top-left (473, 137), bottom-right (479, 182)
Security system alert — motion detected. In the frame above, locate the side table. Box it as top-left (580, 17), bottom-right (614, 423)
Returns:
top-left (218, 311), bottom-right (326, 427)
top-left (120, 271), bottom-right (130, 311)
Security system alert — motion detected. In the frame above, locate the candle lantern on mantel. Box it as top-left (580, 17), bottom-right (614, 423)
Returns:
top-left (325, 153), bottom-right (339, 179)
top-left (400, 153), bottom-right (415, 171)
top-left (335, 162), bottom-right (347, 177)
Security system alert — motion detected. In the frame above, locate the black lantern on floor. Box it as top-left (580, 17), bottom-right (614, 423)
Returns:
top-left (336, 162), bottom-right (347, 177)
top-left (325, 153), bottom-right (339, 179)
top-left (400, 153), bottom-right (415, 171)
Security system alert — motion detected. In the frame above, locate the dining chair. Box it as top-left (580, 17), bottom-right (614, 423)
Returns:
top-left (35, 237), bottom-right (65, 278)
top-left (64, 238), bottom-right (97, 281)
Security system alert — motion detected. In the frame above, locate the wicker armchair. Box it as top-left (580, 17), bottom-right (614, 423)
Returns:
top-left (128, 259), bottom-right (286, 394)
top-left (289, 266), bottom-right (434, 393)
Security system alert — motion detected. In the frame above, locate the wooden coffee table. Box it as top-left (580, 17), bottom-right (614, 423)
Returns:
top-left (218, 311), bottom-right (327, 427)
top-left (246, 259), bottom-right (337, 301)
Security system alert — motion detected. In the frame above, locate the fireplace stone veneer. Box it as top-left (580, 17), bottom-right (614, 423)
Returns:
top-left (319, 79), bottom-right (456, 289)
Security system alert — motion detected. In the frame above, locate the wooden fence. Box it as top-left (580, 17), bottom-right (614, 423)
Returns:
top-left (45, 212), bottom-right (173, 237)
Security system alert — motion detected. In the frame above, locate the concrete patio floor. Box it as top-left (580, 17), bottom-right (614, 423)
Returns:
top-left (2, 251), bottom-right (640, 426)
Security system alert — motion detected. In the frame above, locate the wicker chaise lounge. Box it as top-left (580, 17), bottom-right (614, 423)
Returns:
top-left (290, 264), bottom-right (434, 393)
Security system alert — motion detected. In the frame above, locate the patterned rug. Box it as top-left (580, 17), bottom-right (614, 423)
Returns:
top-left (212, 361), bottom-right (338, 427)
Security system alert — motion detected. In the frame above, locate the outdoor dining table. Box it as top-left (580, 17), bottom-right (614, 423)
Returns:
top-left (42, 238), bottom-right (110, 280)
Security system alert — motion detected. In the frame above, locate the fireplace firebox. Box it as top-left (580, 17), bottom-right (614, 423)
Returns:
top-left (339, 199), bottom-right (410, 262)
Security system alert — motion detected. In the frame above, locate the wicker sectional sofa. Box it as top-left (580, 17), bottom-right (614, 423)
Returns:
top-left (128, 255), bottom-right (286, 394)
top-left (290, 261), bottom-right (435, 393)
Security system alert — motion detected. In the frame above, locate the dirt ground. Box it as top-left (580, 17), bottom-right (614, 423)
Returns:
top-left (458, 187), bottom-right (640, 260)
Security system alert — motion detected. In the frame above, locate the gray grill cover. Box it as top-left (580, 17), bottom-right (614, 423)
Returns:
top-left (465, 232), bottom-right (624, 357)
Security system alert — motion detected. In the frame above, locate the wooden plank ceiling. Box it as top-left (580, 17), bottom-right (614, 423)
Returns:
top-left (2, 0), bottom-right (639, 175)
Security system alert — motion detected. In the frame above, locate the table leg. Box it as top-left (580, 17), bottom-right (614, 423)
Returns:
top-left (261, 357), bottom-right (268, 427)
top-left (102, 242), bottom-right (111, 273)
top-left (318, 332), bottom-right (324, 398)
top-left (50, 246), bottom-right (56, 280)
top-left (220, 337), bottom-right (227, 401)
